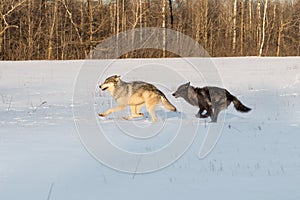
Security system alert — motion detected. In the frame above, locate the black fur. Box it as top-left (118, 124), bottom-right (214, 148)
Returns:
top-left (173, 84), bottom-right (251, 122)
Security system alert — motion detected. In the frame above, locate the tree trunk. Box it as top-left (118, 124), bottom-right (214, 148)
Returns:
top-left (116, 0), bottom-right (120, 35)
top-left (249, 0), bottom-right (252, 33)
top-left (122, 0), bottom-right (126, 32)
top-left (248, 0), bottom-right (253, 54)
top-left (162, 0), bottom-right (166, 57)
top-left (204, 0), bottom-right (208, 49)
top-left (48, 0), bottom-right (58, 60)
top-left (139, 0), bottom-right (142, 43)
top-left (210, 22), bottom-right (213, 55)
top-left (233, 0), bottom-right (237, 54)
top-left (80, 0), bottom-right (86, 56)
top-left (87, 0), bottom-right (93, 58)
top-left (240, 0), bottom-right (245, 55)
top-left (0, 1), bottom-right (3, 60)
top-left (257, 0), bottom-right (262, 53)
top-left (168, 0), bottom-right (174, 29)
top-left (265, 3), bottom-right (277, 55)
top-left (27, 0), bottom-right (33, 60)
top-left (110, 2), bottom-right (114, 34)
top-left (277, 3), bottom-right (284, 56)
top-left (298, 21), bottom-right (300, 55)
top-left (259, 0), bottom-right (268, 56)
top-left (194, 1), bottom-right (201, 43)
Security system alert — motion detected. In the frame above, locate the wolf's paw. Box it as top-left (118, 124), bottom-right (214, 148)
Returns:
top-left (122, 116), bottom-right (131, 120)
top-left (196, 112), bottom-right (209, 118)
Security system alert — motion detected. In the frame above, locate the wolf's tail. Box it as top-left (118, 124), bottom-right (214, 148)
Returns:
top-left (160, 94), bottom-right (177, 112)
top-left (231, 95), bottom-right (251, 112)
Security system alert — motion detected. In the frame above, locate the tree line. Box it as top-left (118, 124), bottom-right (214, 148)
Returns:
top-left (0, 0), bottom-right (299, 60)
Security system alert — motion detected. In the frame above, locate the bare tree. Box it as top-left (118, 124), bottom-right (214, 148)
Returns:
top-left (0, 1), bottom-right (4, 59)
top-left (249, 0), bottom-right (253, 34)
top-left (26, 0), bottom-right (33, 59)
top-left (232, 0), bottom-right (238, 53)
top-left (204, 0), bottom-right (209, 49)
top-left (162, 0), bottom-right (166, 57)
top-left (257, 0), bottom-right (262, 53)
top-left (194, 1), bottom-right (201, 43)
top-left (0, 0), bottom-right (26, 59)
top-left (0, 0), bottom-right (25, 36)
top-left (47, 0), bottom-right (58, 60)
top-left (240, 0), bottom-right (245, 55)
top-left (168, 0), bottom-right (174, 28)
top-left (121, 0), bottom-right (126, 32)
top-left (87, 0), bottom-right (93, 58)
top-left (61, 0), bottom-right (86, 57)
top-left (259, 0), bottom-right (268, 56)
top-left (0, 0), bottom-right (299, 60)
top-left (139, 0), bottom-right (143, 43)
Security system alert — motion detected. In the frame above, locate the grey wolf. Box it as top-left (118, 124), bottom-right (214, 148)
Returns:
top-left (99, 75), bottom-right (177, 122)
top-left (172, 82), bottom-right (251, 122)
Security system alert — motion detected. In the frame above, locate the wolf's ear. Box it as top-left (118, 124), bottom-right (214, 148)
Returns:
top-left (114, 75), bottom-right (121, 81)
top-left (186, 82), bottom-right (190, 86)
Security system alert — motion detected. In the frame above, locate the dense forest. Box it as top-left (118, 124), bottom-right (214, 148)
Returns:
top-left (0, 0), bottom-right (299, 60)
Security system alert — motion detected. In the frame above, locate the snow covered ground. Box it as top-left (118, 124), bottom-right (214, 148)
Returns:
top-left (0, 57), bottom-right (300, 200)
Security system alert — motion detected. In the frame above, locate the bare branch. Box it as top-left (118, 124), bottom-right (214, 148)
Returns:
top-left (2, 0), bottom-right (26, 18)
top-left (0, 25), bottom-right (18, 35)
top-left (60, 0), bottom-right (84, 44)
top-left (0, 0), bottom-right (26, 36)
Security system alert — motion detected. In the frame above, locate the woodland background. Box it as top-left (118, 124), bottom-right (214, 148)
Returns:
top-left (0, 0), bottom-right (299, 60)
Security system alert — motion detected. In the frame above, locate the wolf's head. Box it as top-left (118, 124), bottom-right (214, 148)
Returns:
top-left (100, 75), bottom-right (121, 91)
top-left (172, 82), bottom-right (190, 98)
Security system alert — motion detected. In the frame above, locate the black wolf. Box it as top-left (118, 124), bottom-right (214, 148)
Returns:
top-left (172, 82), bottom-right (251, 122)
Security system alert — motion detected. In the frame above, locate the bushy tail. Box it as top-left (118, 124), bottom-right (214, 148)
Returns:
top-left (161, 95), bottom-right (177, 112)
top-left (232, 95), bottom-right (251, 112)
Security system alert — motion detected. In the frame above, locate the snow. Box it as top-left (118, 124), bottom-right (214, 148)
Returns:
top-left (0, 57), bottom-right (300, 199)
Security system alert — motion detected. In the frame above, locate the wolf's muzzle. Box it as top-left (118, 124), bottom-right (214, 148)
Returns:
top-left (100, 84), bottom-right (108, 91)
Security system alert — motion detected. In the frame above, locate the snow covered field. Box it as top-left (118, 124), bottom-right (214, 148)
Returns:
top-left (0, 57), bottom-right (300, 200)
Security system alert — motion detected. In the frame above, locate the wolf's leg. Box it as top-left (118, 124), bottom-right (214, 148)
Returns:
top-left (210, 108), bottom-right (220, 122)
top-left (195, 108), bottom-right (202, 118)
top-left (135, 104), bottom-right (144, 116)
top-left (200, 112), bottom-right (210, 118)
top-left (146, 100), bottom-right (159, 122)
top-left (147, 105), bottom-right (157, 122)
top-left (126, 105), bottom-right (144, 119)
top-left (196, 107), bottom-right (209, 118)
top-left (99, 105), bottom-right (126, 117)
top-left (206, 106), bottom-right (213, 117)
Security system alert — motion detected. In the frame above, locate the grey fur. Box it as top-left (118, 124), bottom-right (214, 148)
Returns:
top-left (173, 82), bottom-right (251, 122)
top-left (99, 75), bottom-right (176, 122)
